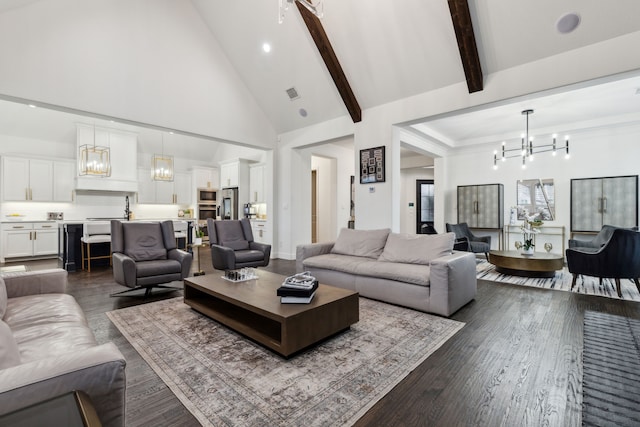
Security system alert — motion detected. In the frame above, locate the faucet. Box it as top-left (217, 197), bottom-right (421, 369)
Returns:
top-left (124, 195), bottom-right (130, 220)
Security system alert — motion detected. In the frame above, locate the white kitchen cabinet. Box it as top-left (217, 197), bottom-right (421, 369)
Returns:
top-left (219, 159), bottom-right (250, 189)
top-left (137, 169), bottom-right (191, 205)
top-left (53, 160), bottom-right (76, 202)
top-left (1, 222), bottom-right (57, 262)
top-left (193, 167), bottom-right (218, 189)
top-left (2, 156), bottom-right (54, 201)
top-left (249, 163), bottom-right (265, 203)
top-left (250, 220), bottom-right (270, 245)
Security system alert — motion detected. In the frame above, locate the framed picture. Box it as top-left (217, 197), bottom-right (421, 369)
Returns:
top-left (360, 146), bottom-right (385, 184)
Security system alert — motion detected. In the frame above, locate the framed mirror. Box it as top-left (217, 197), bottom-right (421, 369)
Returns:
top-left (517, 179), bottom-right (555, 220)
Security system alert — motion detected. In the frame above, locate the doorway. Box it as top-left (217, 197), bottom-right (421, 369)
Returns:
top-left (416, 179), bottom-right (435, 234)
top-left (311, 170), bottom-right (318, 243)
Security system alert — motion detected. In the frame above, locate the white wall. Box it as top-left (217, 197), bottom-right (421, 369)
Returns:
top-left (0, 0), bottom-right (276, 149)
top-left (443, 122), bottom-right (640, 250)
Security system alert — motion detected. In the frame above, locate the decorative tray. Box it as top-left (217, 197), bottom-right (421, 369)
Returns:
top-left (221, 274), bottom-right (258, 283)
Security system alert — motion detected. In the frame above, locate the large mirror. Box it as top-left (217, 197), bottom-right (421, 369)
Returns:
top-left (517, 179), bottom-right (555, 220)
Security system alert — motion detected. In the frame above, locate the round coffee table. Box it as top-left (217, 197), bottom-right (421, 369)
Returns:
top-left (488, 250), bottom-right (564, 278)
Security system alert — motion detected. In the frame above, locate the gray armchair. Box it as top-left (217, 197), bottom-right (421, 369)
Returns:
top-left (566, 228), bottom-right (640, 297)
top-left (446, 222), bottom-right (491, 259)
top-left (110, 220), bottom-right (192, 297)
top-left (568, 224), bottom-right (638, 251)
top-left (207, 218), bottom-right (271, 270)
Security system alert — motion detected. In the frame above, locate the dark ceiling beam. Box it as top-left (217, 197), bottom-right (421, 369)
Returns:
top-left (295, 1), bottom-right (362, 123)
top-left (447, 0), bottom-right (483, 93)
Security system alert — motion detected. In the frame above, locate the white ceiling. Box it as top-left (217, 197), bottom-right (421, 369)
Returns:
top-left (0, 0), bottom-right (639, 153)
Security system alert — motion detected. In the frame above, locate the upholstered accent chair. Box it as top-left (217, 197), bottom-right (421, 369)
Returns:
top-left (568, 224), bottom-right (639, 250)
top-left (445, 222), bottom-right (491, 259)
top-left (207, 218), bottom-right (271, 271)
top-left (566, 228), bottom-right (640, 297)
top-left (110, 220), bottom-right (193, 297)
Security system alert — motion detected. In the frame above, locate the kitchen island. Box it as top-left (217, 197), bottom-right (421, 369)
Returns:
top-left (58, 218), bottom-right (195, 272)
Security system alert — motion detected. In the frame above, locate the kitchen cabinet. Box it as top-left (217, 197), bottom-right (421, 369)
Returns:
top-left (2, 156), bottom-right (75, 202)
top-left (53, 160), bottom-right (76, 202)
top-left (137, 169), bottom-right (191, 205)
top-left (219, 159), bottom-right (250, 189)
top-left (250, 220), bottom-right (269, 245)
top-left (2, 156), bottom-right (53, 201)
top-left (457, 184), bottom-right (504, 229)
top-left (571, 175), bottom-right (638, 232)
top-left (1, 222), bottom-right (58, 262)
top-left (249, 163), bottom-right (265, 203)
top-left (193, 167), bottom-right (219, 189)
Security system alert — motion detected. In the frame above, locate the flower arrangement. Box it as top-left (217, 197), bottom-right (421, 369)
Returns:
top-left (520, 211), bottom-right (543, 253)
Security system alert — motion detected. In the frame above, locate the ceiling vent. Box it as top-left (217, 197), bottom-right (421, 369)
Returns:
top-left (285, 87), bottom-right (300, 101)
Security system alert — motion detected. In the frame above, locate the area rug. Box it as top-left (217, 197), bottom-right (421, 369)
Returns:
top-left (582, 311), bottom-right (640, 426)
top-left (476, 260), bottom-right (640, 302)
top-left (107, 297), bottom-right (464, 426)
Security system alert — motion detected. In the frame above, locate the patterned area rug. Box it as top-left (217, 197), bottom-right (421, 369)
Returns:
top-left (582, 311), bottom-right (640, 426)
top-left (476, 260), bottom-right (640, 302)
top-left (107, 297), bottom-right (464, 426)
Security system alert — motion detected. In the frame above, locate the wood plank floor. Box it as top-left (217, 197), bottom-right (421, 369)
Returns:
top-left (13, 250), bottom-right (640, 426)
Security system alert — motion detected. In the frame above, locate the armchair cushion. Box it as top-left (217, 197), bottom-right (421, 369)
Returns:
top-left (331, 228), bottom-right (390, 259)
top-left (216, 221), bottom-right (250, 250)
top-left (123, 222), bottom-right (167, 261)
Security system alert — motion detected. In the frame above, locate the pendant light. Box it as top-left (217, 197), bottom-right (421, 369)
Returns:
top-left (79, 124), bottom-right (111, 177)
top-left (152, 132), bottom-right (174, 181)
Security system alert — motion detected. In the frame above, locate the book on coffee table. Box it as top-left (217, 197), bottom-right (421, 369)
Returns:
top-left (280, 291), bottom-right (316, 304)
top-left (277, 281), bottom-right (318, 297)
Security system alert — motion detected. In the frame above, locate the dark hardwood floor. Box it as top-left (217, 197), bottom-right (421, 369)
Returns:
top-left (11, 250), bottom-right (640, 426)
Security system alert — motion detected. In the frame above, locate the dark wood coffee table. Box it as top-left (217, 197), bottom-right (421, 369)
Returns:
top-left (488, 250), bottom-right (564, 278)
top-left (183, 270), bottom-right (359, 357)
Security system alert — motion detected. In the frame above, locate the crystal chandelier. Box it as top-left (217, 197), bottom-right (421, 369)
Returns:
top-left (152, 133), bottom-right (174, 181)
top-left (78, 125), bottom-right (111, 177)
top-left (279, 0), bottom-right (323, 23)
top-left (493, 109), bottom-right (570, 170)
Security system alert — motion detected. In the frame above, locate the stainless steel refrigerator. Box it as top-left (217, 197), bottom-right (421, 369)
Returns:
top-left (219, 187), bottom-right (239, 220)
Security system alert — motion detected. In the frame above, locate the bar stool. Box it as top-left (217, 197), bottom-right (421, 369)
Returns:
top-left (174, 220), bottom-right (188, 250)
top-left (81, 222), bottom-right (112, 272)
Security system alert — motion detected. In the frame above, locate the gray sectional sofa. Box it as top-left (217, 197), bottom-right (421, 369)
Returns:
top-left (0, 269), bottom-right (126, 426)
top-left (296, 228), bottom-right (477, 317)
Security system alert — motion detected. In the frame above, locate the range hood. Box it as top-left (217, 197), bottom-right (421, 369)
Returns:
top-left (76, 123), bottom-right (138, 192)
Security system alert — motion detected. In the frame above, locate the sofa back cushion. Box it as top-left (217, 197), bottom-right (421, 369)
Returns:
top-left (0, 320), bottom-right (20, 369)
top-left (331, 228), bottom-right (390, 259)
top-left (123, 222), bottom-right (167, 261)
top-left (0, 277), bottom-right (6, 319)
top-left (379, 232), bottom-right (455, 265)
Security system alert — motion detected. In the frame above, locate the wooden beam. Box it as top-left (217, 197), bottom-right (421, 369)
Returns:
top-left (295, 1), bottom-right (362, 123)
top-left (447, 0), bottom-right (483, 93)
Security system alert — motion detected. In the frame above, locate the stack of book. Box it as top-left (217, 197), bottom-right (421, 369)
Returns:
top-left (277, 272), bottom-right (319, 304)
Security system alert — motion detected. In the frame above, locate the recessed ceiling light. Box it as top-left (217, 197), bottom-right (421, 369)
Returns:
top-left (262, 43), bottom-right (271, 53)
top-left (556, 12), bottom-right (581, 34)
top-left (27, 104), bottom-right (36, 108)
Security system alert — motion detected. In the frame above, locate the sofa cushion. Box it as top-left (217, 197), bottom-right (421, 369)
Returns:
top-left (331, 228), bottom-right (390, 259)
top-left (123, 222), bottom-right (167, 261)
top-left (355, 261), bottom-right (431, 287)
top-left (303, 253), bottom-right (373, 274)
top-left (0, 320), bottom-right (20, 369)
top-left (379, 232), bottom-right (455, 265)
top-left (4, 294), bottom-right (89, 330)
top-left (0, 276), bottom-right (6, 319)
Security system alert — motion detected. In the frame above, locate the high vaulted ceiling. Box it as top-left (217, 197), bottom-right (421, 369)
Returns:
top-left (1, 0), bottom-right (640, 147)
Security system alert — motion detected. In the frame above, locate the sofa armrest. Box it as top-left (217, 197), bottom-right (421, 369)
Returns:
top-left (168, 249), bottom-right (193, 278)
top-left (112, 252), bottom-right (137, 287)
top-left (2, 269), bottom-right (67, 298)
top-left (296, 242), bottom-right (335, 273)
top-left (210, 244), bottom-right (237, 270)
top-left (428, 251), bottom-right (477, 317)
top-left (0, 343), bottom-right (126, 427)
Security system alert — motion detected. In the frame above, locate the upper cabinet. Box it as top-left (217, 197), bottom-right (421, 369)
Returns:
top-left (219, 159), bottom-right (251, 205)
top-left (457, 184), bottom-right (504, 229)
top-left (249, 163), bottom-right (265, 203)
top-left (137, 169), bottom-right (191, 205)
top-left (193, 167), bottom-right (219, 189)
top-left (75, 124), bottom-right (138, 192)
top-left (571, 175), bottom-right (638, 232)
top-left (2, 156), bottom-right (74, 202)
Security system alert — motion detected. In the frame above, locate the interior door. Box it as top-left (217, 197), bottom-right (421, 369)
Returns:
top-left (416, 180), bottom-right (435, 233)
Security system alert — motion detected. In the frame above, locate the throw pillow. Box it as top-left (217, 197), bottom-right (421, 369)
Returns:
top-left (0, 320), bottom-right (20, 369)
top-left (378, 232), bottom-right (455, 265)
top-left (0, 277), bottom-right (6, 319)
top-left (331, 228), bottom-right (390, 259)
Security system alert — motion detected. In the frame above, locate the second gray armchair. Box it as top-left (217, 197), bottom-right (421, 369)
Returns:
top-left (207, 218), bottom-right (271, 271)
